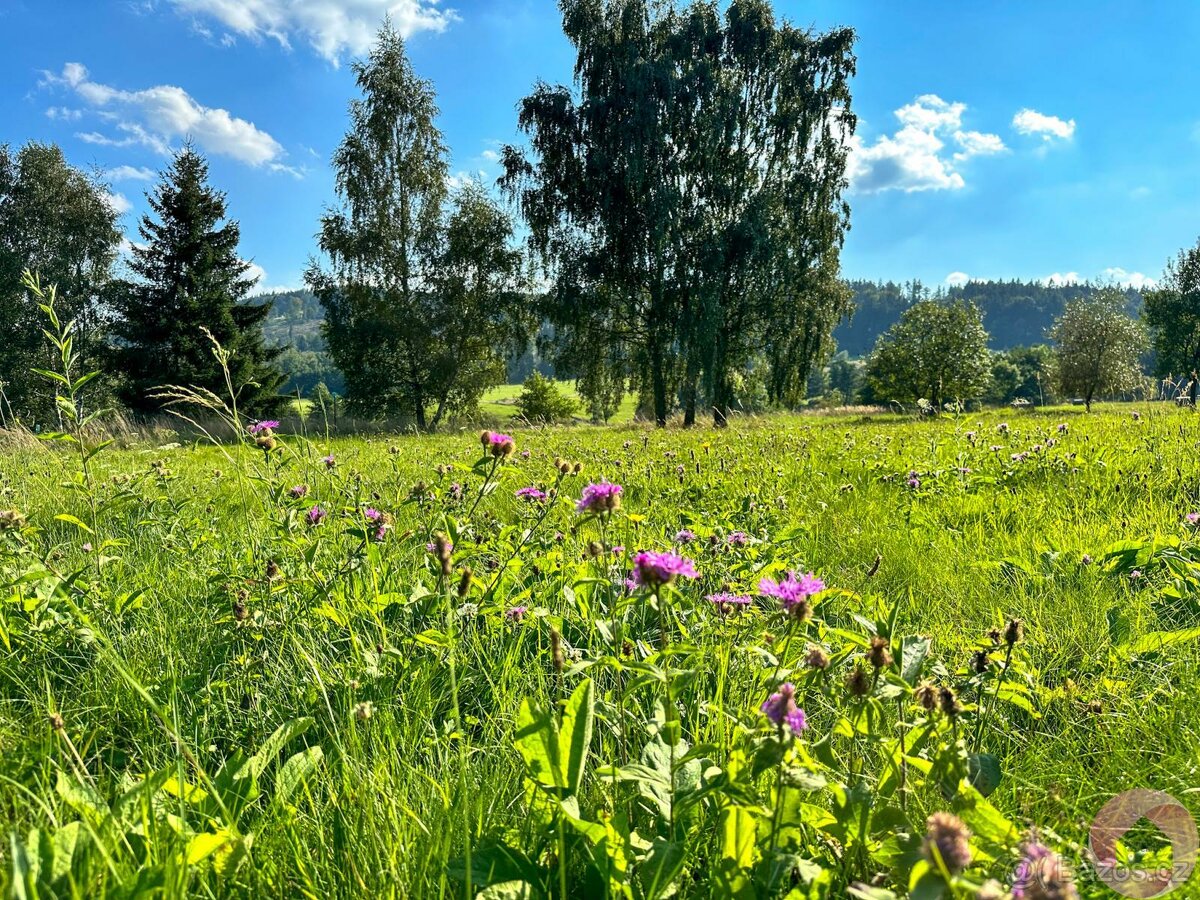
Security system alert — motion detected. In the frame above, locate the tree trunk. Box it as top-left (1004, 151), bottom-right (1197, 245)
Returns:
top-left (650, 342), bottom-right (668, 427)
top-left (414, 387), bottom-right (427, 431)
top-left (1085, 388), bottom-right (1093, 413)
top-left (712, 330), bottom-right (730, 427)
top-left (682, 374), bottom-right (697, 427)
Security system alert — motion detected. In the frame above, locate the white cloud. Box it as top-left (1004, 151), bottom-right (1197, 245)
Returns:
top-left (847, 94), bottom-right (1005, 194)
top-left (106, 164), bottom-right (156, 181)
top-left (244, 261), bottom-right (266, 285)
top-left (1043, 272), bottom-right (1081, 286)
top-left (44, 63), bottom-right (288, 168)
top-left (945, 271), bottom-right (970, 287)
top-left (480, 149), bottom-right (499, 162)
top-left (45, 106), bottom-right (82, 121)
top-left (1012, 108), bottom-right (1075, 141)
top-left (103, 191), bottom-right (133, 216)
top-left (168, 0), bottom-right (457, 64)
top-left (1101, 267), bottom-right (1157, 289)
top-left (447, 169), bottom-right (486, 191)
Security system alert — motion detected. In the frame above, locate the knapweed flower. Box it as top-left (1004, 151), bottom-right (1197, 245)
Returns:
top-left (906, 476), bottom-right (921, 489)
top-left (675, 529), bottom-right (696, 544)
top-left (515, 486), bottom-right (547, 502)
top-left (1012, 840), bottom-right (1078, 900)
top-left (520, 449), bottom-right (531, 459)
top-left (481, 430), bottom-right (516, 458)
top-left (577, 481), bottom-right (622, 515)
top-left (505, 605), bottom-right (528, 621)
top-left (758, 571), bottom-right (825, 619)
top-left (922, 812), bottom-right (972, 874)
top-left (322, 454), bottom-right (336, 468)
top-left (1057, 423), bottom-right (1069, 434)
top-left (289, 484), bottom-right (309, 499)
top-left (706, 592), bottom-right (753, 615)
top-left (1186, 512), bottom-right (1200, 526)
top-left (997, 422), bottom-right (1010, 433)
top-left (630, 550), bottom-right (698, 589)
top-left (248, 420), bottom-right (279, 435)
top-left (1132, 411), bottom-right (1142, 422)
top-left (727, 531), bottom-right (749, 547)
top-left (760, 683), bottom-right (807, 733)
top-left (0, 509), bottom-right (27, 531)
top-left (306, 505), bottom-right (326, 526)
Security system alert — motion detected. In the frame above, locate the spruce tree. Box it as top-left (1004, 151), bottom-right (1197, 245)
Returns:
top-left (112, 146), bottom-right (283, 413)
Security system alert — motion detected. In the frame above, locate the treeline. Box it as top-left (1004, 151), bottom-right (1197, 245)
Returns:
top-left (834, 279), bottom-right (1144, 356)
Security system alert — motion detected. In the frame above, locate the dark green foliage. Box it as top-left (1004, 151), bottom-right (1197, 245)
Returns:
top-left (308, 25), bottom-right (531, 428)
top-left (983, 345), bottom-right (1054, 406)
top-left (503, 0), bottom-right (856, 427)
top-left (110, 147), bottom-right (283, 414)
top-left (865, 299), bottom-right (992, 408)
top-left (0, 142), bottom-right (121, 423)
top-left (1142, 237), bottom-right (1200, 402)
top-left (515, 372), bottom-right (577, 424)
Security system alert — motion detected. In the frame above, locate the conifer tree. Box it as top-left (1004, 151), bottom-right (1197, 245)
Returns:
top-left (111, 146), bottom-right (282, 413)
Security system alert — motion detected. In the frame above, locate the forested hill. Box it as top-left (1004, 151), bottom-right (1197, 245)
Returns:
top-left (834, 279), bottom-right (1144, 356)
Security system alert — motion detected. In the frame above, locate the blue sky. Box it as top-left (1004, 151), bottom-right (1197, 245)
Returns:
top-left (4, 1), bottom-right (1199, 293)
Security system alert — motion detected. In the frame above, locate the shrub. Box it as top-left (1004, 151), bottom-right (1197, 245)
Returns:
top-left (516, 372), bottom-right (576, 423)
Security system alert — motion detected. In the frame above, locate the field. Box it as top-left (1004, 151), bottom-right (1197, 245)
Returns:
top-left (2, 405), bottom-right (1198, 898)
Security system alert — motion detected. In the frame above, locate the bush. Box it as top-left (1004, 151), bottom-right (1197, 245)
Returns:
top-left (515, 372), bottom-right (576, 423)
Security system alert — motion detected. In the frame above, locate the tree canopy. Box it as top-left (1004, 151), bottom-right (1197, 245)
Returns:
top-left (1143, 236), bottom-right (1200, 402)
top-left (1049, 289), bottom-right (1146, 411)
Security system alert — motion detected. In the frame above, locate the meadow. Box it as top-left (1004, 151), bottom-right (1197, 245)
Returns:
top-left (2, 404), bottom-right (1199, 898)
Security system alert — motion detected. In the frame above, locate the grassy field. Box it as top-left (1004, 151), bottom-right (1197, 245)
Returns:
top-left (2, 405), bottom-right (1199, 898)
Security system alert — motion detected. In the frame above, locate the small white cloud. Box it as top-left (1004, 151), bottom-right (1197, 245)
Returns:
top-left (1101, 267), bottom-right (1157, 289)
top-left (1012, 108), bottom-right (1075, 141)
top-left (945, 272), bottom-right (970, 287)
top-left (167, 0), bottom-right (458, 65)
top-left (847, 94), bottom-right (1004, 194)
top-left (106, 164), bottom-right (156, 181)
top-left (45, 62), bottom-right (288, 168)
top-left (447, 169), bottom-right (486, 191)
top-left (480, 149), bottom-right (499, 162)
top-left (244, 261), bottom-right (266, 286)
top-left (45, 106), bottom-right (83, 121)
top-left (1043, 272), bottom-right (1082, 286)
top-left (103, 191), bottom-right (133, 216)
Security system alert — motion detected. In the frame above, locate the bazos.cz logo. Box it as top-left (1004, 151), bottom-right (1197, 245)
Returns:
top-left (1087, 790), bottom-right (1198, 898)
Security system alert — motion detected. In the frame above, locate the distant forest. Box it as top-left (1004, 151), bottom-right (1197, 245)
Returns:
top-left (258, 278), bottom-right (1145, 396)
top-left (834, 278), bottom-right (1143, 357)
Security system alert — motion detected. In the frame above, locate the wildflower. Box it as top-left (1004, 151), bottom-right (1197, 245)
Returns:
top-left (1080, 554), bottom-right (1093, 566)
top-left (914, 681), bottom-right (939, 711)
top-left (1186, 512), bottom-right (1200, 526)
top-left (506, 605), bottom-right (528, 621)
top-left (1132, 411), bottom-right (1141, 422)
top-left (906, 476), bottom-right (921, 489)
top-left (1003, 617), bottom-right (1024, 646)
top-left (977, 881), bottom-right (1005, 900)
top-left (433, 533), bottom-right (453, 576)
top-left (938, 685), bottom-right (963, 718)
top-left (989, 444), bottom-right (1002, 452)
top-left (675, 528), bottom-right (696, 544)
top-left (322, 454), bottom-right (336, 468)
top-left (760, 683), bottom-right (808, 733)
top-left (631, 551), bottom-right (698, 589)
top-left (845, 665), bottom-right (871, 698)
top-left (265, 559), bottom-right (281, 580)
top-left (457, 601), bottom-right (479, 619)
top-left (248, 420), bottom-right (279, 435)
top-left (758, 571), bottom-right (825, 620)
top-left (448, 482), bottom-right (463, 501)
top-left (576, 481), bottom-right (623, 515)
top-left (233, 596), bottom-right (249, 621)
top-left (997, 422), bottom-right (1009, 433)
top-left (515, 486), bottom-right (547, 502)
top-left (1130, 569), bottom-right (1143, 581)
top-left (805, 645), bottom-right (831, 670)
top-left (480, 430), bottom-right (516, 458)
top-left (1057, 423), bottom-right (1068, 434)
top-left (255, 434), bottom-right (278, 452)
top-left (922, 812), bottom-right (972, 874)
top-left (353, 701), bottom-right (375, 721)
top-left (971, 649), bottom-right (991, 674)
top-left (550, 627), bottom-right (565, 673)
top-left (520, 449), bottom-right (531, 459)
top-left (727, 531), bottom-right (749, 547)
top-left (457, 568), bottom-right (473, 597)
top-left (1012, 840), bottom-right (1078, 900)
top-left (48, 712), bottom-right (65, 732)
top-left (289, 484), bottom-right (309, 499)
top-left (306, 505), bottom-right (326, 526)
top-left (867, 635), bottom-right (892, 669)
top-left (0, 509), bottom-right (27, 531)
top-left (706, 592), bottom-right (753, 615)
top-left (966, 431), bottom-right (977, 442)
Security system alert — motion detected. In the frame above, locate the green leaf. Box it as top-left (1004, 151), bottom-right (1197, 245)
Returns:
top-left (246, 717), bottom-right (314, 780)
top-left (558, 678), bottom-right (594, 797)
top-left (898, 636), bottom-right (931, 685)
top-left (54, 514), bottom-right (93, 535)
top-left (966, 753), bottom-right (1003, 797)
top-left (274, 746), bottom-right (324, 807)
top-left (514, 697), bottom-right (563, 792)
top-left (640, 838), bottom-right (685, 900)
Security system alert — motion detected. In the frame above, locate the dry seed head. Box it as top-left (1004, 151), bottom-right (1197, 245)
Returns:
top-left (867, 636), bottom-right (892, 669)
top-left (550, 628), bottom-right (565, 673)
top-left (48, 712), bottom-right (65, 732)
top-left (845, 665), bottom-right (871, 698)
top-left (457, 568), bottom-right (473, 598)
top-left (922, 811), bottom-right (972, 874)
top-left (938, 685), bottom-right (963, 718)
top-left (1004, 618), bottom-right (1024, 646)
top-left (805, 645), bottom-right (830, 670)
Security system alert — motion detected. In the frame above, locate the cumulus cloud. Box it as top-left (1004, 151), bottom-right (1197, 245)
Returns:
top-left (1043, 272), bottom-right (1081, 286)
top-left (1101, 267), bottom-right (1157, 289)
top-left (244, 261), bottom-right (267, 286)
top-left (106, 165), bottom-right (156, 181)
top-left (44, 62), bottom-right (288, 168)
top-left (103, 191), bottom-right (133, 216)
top-left (169, 0), bottom-right (457, 64)
top-left (945, 272), bottom-right (970, 287)
top-left (1012, 108), bottom-right (1075, 141)
top-left (847, 94), bottom-right (1005, 194)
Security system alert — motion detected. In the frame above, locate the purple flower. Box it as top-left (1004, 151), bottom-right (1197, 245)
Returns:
top-left (289, 484), bottom-right (308, 499)
top-left (906, 477), bottom-right (921, 489)
top-left (727, 531), bottom-right (749, 547)
top-left (1057, 423), bottom-right (1069, 434)
top-left (248, 420), bottom-right (280, 435)
top-left (675, 529), bottom-right (696, 544)
top-left (322, 454), bottom-right (336, 468)
top-left (1132, 411), bottom-right (1142, 421)
top-left (611, 545), bottom-right (624, 555)
top-left (1186, 512), bottom-right (1200, 526)
top-left (997, 423), bottom-right (1009, 433)
top-left (426, 540), bottom-right (453, 554)
top-left (761, 683), bottom-right (808, 733)
top-left (576, 481), bottom-right (623, 514)
top-left (481, 431), bottom-right (516, 458)
top-left (364, 507), bottom-right (382, 523)
top-left (1011, 841), bottom-right (1075, 900)
top-left (707, 592), bottom-right (753, 615)
top-left (306, 505), bottom-right (326, 526)
top-left (506, 605), bottom-right (528, 620)
top-left (989, 445), bottom-right (1002, 452)
top-left (520, 449), bottom-right (531, 459)
top-left (630, 550), bottom-right (698, 589)
top-left (515, 486), bottom-right (547, 502)
top-left (759, 571), bottom-right (825, 614)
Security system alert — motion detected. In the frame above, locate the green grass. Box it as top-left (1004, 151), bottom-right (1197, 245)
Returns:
top-left (2, 404), bottom-right (1199, 897)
